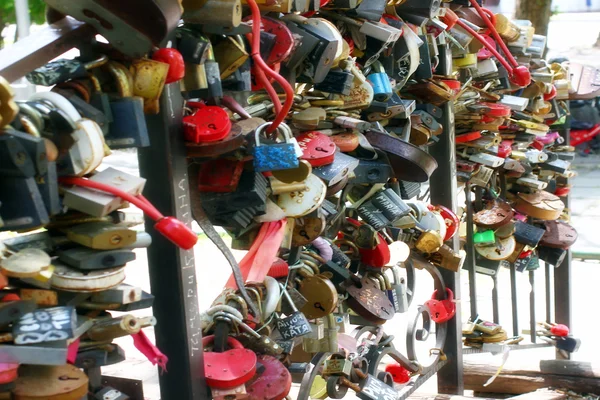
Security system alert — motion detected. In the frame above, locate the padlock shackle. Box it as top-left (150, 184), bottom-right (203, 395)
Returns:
top-left (202, 334), bottom-right (244, 350)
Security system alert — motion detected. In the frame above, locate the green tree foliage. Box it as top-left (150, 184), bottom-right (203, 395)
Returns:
top-left (0, 0), bottom-right (47, 47)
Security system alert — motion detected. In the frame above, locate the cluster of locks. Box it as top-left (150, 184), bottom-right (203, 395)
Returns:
top-left (0, 0), bottom-right (582, 398)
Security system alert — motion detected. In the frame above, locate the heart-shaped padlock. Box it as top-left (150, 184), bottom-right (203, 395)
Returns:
top-left (203, 335), bottom-right (257, 389)
top-left (246, 355), bottom-right (292, 400)
top-left (424, 288), bottom-right (456, 324)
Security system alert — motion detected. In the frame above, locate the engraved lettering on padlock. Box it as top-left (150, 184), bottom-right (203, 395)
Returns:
top-left (275, 283), bottom-right (312, 340)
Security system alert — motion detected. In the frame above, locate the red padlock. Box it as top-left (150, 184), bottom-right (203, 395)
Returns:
top-left (198, 159), bottom-right (245, 193)
top-left (152, 48), bottom-right (185, 83)
top-left (425, 288), bottom-right (456, 324)
top-left (455, 131), bottom-right (481, 144)
top-left (297, 131), bottom-right (337, 167)
top-left (554, 186), bottom-right (571, 197)
top-left (346, 218), bottom-right (391, 268)
top-left (550, 324), bottom-right (570, 337)
top-left (433, 205), bottom-right (459, 241)
top-left (385, 363), bottom-right (410, 384)
top-left (544, 85), bottom-right (557, 101)
top-left (498, 140), bottom-right (513, 158)
top-left (203, 335), bottom-right (257, 390)
top-left (246, 355), bottom-right (292, 400)
top-left (183, 102), bottom-right (231, 143)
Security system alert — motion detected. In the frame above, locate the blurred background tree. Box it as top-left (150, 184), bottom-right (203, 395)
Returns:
top-left (515, 0), bottom-right (553, 37)
top-left (0, 0), bottom-right (46, 48)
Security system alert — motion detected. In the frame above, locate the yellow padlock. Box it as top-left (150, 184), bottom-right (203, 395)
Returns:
top-left (129, 58), bottom-right (170, 115)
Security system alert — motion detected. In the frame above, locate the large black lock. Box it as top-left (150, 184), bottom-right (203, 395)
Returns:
top-left (514, 221), bottom-right (546, 247)
top-left (106, 97), bottom-right (151, 149)
top-left (0, 176), bottom-right (49, 232)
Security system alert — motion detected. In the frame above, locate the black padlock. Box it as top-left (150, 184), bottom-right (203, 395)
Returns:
top-left (0, 134), bottom-right (36, 178)
top-left (370, 188), bottom-right (412, 223)
top-left (8, 130), bottom-right (48, 176)
top-left (555, 336), bottom-right (581, 353)
top-left (57, 247), bottom-right (136, 270)
top-left (65, 94), bottom-right (110, 135)
top-left (36, 161), bottom-right (61, 217)
top-left (0, 176), bottom-right (49, 232)
top-left (350, 157), bottom-right (394, 185)
top-left (314, 68), bottom-right (355, 95)
top-left (357, 202), bottom-right (389, 231)
top-left (201, 169), bottom-right (269, 216)
top-left (106, 97), bottom-right (151, 148)
top-left (13, 306), bottom-right (76, 345)
top-left (94, 387), bottom-right (130, 400)
top-left (514, 221), bottom-right (546, 247)
top-left (538, 246), bottom-right (568, 268)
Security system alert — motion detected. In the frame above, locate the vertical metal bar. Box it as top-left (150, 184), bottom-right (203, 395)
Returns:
top-left (465, 183), bottom-right (478, 321)
top-left (138, 84), bottom-right (208, 400)
top-left (554, 105), bottom-right (572, 359)
top-left (492, 276), bottom-right (500, 324)
top-left (432, 40), bottom-right (463, 395)
top-left (510, 263), bottom-right (519, 337)
top-left (529, 270), bottom-right (536, 343)
top-left (545, 261), bottom-right (552, 323)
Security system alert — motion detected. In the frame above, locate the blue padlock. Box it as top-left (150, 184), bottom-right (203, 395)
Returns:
top-left (367, 61), bottom-right (393, 102)
top-left (253, 122), bottom-right (300, 172)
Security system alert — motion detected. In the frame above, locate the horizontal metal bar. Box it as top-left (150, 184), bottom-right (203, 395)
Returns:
top-left (0, 17), bottom-right (95, 83)
top-left (462, 343), bottom-right (553, 355)
top-left (398, 359), bottom-right (448, 400)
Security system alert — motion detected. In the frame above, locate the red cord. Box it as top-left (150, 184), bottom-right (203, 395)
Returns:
top-left (254, 64), bottom-right (283, 115)
top-left (469, 0), bottom-right (518, 68)
top-left (58, 177), bottom-right (164, 221)
top-left (246, 0), bottom-right (294, 134)
top-left (455, 19), bottom-right (514, 74)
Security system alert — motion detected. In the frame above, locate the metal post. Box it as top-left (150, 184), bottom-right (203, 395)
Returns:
top-left (14, 0), bottom-right (31, 40)
top-left (510, 264), bottom-right (519, 337)
top-left (554, 105), bottom-right (572, 359)
top-left (492, 276), bottom-right (499, 324)
top-left (529, 270), bottom-right (536, 343)
top-left (431, 40), bottom-right (464, 395)
top-left (138, 84), bottom-right (208, 400)
top-left (464, 182), bottom-right (478, 321)
top-left (545, 262), bottom-right (552, 323)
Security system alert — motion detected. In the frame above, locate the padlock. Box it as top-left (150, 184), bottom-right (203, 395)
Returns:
top-left (203, 335), bottom-right (257, 390)
top-left (13, 306), bottom-right (76, 345)
top-left (312, 151), bottom-right (359, 187)
top-left (314, 65), bottom-right (355, 95)
top-left (538, 246), bottom-right (568, 268)
top-left (50, 263), bottom-right (125, 293)
top-left (253, 122), bottom-right (299, 172)
top-left (513, 221), bottom-right (546, 247)
top-left (0, 176), bottom-right (49, 232)
top-left (425, 288), bottom-right (456, 324)
top-left (540, 220), bottom-right (578, 249)
top-left (366, 61), bottom-right (393, 102)
top-left (0, 248), bottom-right (51, 278)
top-left (276, 283), bottom-right (312, 340)
top-left (346, 277), bottom-right (394, 325)
top-left (323, 354), bottom-right (353, 377)
top-left (26, 55), bottom-right (108, 87)
top-left (183, 102), bottom-right (231, 143)
top-left (296, 270), bottom-right (338, 319)
top-left (356, 374), bottom-right (399, 400)
top-left (386, 266), bottom-right (409, 313)
top-left (62, 167), bottom-right (145, 218)
top-left (277, 174), bottom-right (326, 218)
top-left (297, 131), bottom-right (337, 167)
top-left (13, 364), bottom-right (89, 399)
top-left (57, 247), bottom-right (136, 271)
top-left (30, 91), bottom-right (105, 177)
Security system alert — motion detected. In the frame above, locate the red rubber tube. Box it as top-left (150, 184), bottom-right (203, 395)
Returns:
top-left (470, 0), bottom-right (518, 68)
top-left (455, 19), bottom-right (514, 74)
top-left (58, 176), bottom-right (163, 221)
top-left (246, 0), bottom-right (294, 134)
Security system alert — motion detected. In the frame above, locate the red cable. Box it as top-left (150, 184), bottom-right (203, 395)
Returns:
top-left (246, 0), bottom-right (294, 134)
top-left (58, 177), bottom-right (163, 221)
top-left (470, 0), bottom-right (518, 68)
top-left (254, 64), bottom-right (282, 115)
top-left (455, 19), bottom-right (514, 74)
